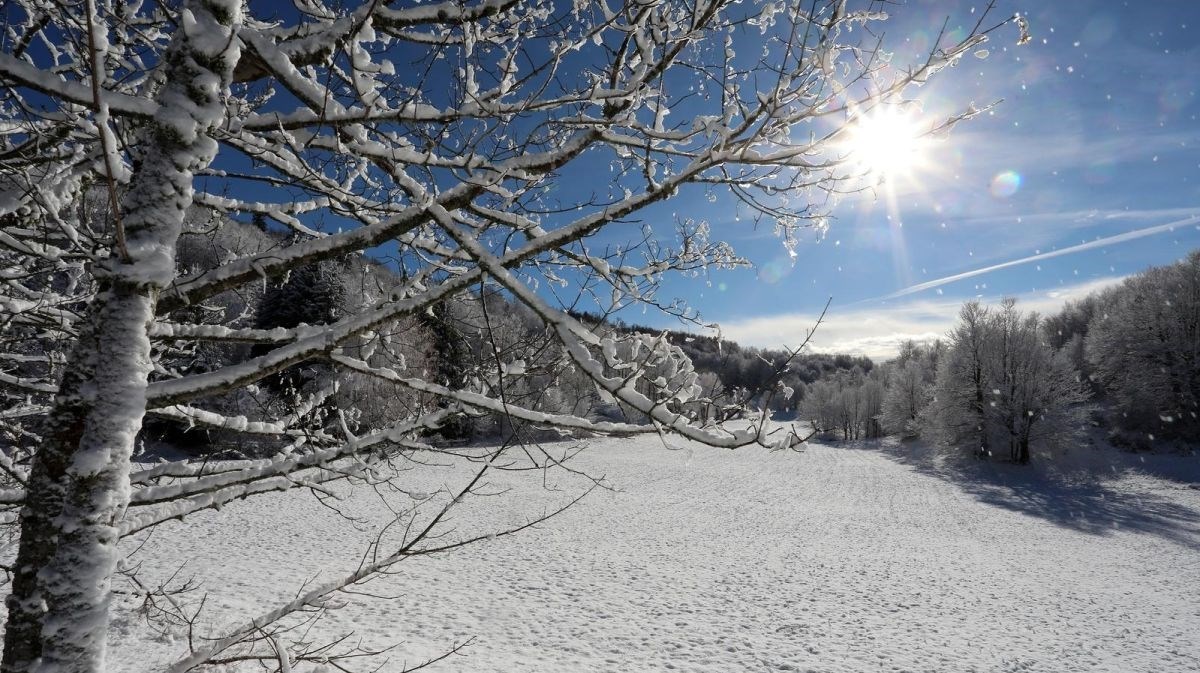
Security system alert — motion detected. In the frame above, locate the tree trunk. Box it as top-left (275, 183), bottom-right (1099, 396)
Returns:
top-left (1, 3), bottom-right (241, 670)
top-left (3, 288), bottom-right (157, 673)
top-left (973, 359), bottom-right (989, 459)
top-left (2, 317), bottom-right (102, 671)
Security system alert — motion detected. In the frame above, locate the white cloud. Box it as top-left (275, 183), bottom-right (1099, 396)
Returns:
top-left (1012, 275), bottom-right (1129, 314)
top-left (717, 276), bottom-right (1127, 361)
top-left (719, 303), bottom-right (951, 360)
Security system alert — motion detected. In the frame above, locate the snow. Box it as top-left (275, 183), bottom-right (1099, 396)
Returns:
top-left (0, 52), bottom-right (159, 118)
top-left (98, 433), bottom-right (1199, 672)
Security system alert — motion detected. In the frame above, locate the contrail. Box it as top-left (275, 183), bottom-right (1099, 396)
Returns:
top-left (883, 214), bottom-right (1200, 300)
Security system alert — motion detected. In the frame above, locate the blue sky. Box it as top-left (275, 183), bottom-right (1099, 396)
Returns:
top-left (206, 1), bottom-right (1196, 360)
top-left (628, 1), bottom-right (1200, 358)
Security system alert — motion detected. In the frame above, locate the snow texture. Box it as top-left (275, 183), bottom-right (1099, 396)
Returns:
top-left (99, 434), bottom-right (1199, 672)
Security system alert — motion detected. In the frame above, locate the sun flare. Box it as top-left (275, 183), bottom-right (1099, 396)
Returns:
top-left (843, 107), bottom-right (930, 179)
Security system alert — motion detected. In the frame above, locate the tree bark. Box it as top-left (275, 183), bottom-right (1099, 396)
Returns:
top-left (2, 315), bottom-right (101, 671)
top-left (1, 3), bottom-right (242, 670)
top-left (2, 288), bottom-right (157, 672)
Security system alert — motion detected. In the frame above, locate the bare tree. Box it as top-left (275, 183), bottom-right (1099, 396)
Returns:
top-left (930, 299), bottom-right (1088, 463)
top-left (929, 301), bottom-right (993, 456)
top-left (0, 0), bottom-right (1023, 669)
top-left (983, 299), bottom-right (1089, 463)
top-left (798, 367), bottom-right (882, 441)
top-left (881, 360), bottom-right (929, 438)
top-left (1086, 251), bottom-right (1200, 440)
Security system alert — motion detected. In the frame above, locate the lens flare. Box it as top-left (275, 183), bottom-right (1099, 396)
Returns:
top-left (1084, 159), bottom-right (1116, 185)
top-left (757, 256), bottom-right (795, 284)
top-left (990, 170), bottom-right (1022, 198)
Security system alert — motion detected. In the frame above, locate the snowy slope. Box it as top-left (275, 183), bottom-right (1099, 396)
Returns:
top-left (107, 435), bottom-right (1200, 672)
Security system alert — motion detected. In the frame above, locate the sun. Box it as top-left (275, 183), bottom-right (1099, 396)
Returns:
top-left (842, 106), bottom-right (931, 179)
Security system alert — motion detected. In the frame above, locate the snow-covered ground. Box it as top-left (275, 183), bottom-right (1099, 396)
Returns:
top-left (109, 434), bottom-right (1200, 672)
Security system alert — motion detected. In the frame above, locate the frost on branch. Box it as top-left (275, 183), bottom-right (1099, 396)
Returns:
top-left (0, 0), bottom-right (1021, 669)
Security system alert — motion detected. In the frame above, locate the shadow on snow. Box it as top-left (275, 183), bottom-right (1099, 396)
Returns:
top-left (845, 438), bottom-right (1200, 550)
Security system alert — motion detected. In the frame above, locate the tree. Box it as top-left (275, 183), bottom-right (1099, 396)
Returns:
top-left (1086, 251), bottom-right (1200, 440)
top-left (930, 299), bottom-right (1089, 463)
top-left (418, 298), bottom-right (477, 440)
top-left (881, 360), bottom-right (930, 438)
top-left (800, 378), bottom-right (840, 436)
top-left (0, 1), bottom-right (1022, 669)
top-left (858, 374), bottom-right (886, 439)
top-left (254, 258), bottom-right (350, 394)
top-left (797, 368), bottom-right (883, 441)
top-left (929, 301), bottom-right (993, 456)
top-left (255, 261), bottom-right (350, 334)
top-left (983, 299), bottom-right (1089, 463)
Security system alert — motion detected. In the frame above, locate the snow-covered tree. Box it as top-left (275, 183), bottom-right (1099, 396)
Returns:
top-left (800, 378), bottom-right (839, 436)
top-left (881, 360), bottom-right (930, 438)
top-left (929, 301), bottom-right (993, 456)
top-left (0, 0), bottom-right (1023, 668)
top-left (798, 368), bottom-right (882, 441)
top-left (859, 376), bottom-right (886, 439)
top-left (1086, 251), bottom-right (1200, 441)
top-left (930, 299), bottom-right (1088, 463)
top-left (982, 299), bottom-right (1089, 463)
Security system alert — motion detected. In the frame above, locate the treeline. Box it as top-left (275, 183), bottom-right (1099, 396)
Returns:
top-left (46, 210), bottom-right (870, 455)
top-left (173, 221), bottom-right (612, 446)
top-left (19, 207), bottom-right (1188, 462)
top-left (569, 310), bottom-right (875, 417)
top-left (1046, 250), bottom-right (1200, 447)
top-left (149, 214), bottom-right (884, 450)
top-left (800, 251), bottom-right (1199, 462)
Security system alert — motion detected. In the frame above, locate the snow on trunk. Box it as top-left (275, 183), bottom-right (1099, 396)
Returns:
top-left (0, 2), bottom-right (242, 671)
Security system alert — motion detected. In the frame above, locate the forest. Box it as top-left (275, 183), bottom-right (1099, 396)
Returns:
top-left (11, 219), bottom-right (1193, 466)
top-left (794, 251), bottom-right (1200, 462)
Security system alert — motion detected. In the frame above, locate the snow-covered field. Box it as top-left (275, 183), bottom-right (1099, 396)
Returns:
top-left (110, 435), bottom-right (1200, 672)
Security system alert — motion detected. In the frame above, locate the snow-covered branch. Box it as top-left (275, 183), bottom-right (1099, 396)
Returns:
top-left (0, 0), bottom-right (1024, 668)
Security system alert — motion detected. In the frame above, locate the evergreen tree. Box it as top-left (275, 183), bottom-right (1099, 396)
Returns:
top-left (255, 260), bottom-right (348, 331)
top-left (420, 299), bottom-right (475, 441)
top-left (254, 260), bottom-right (349, 392)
